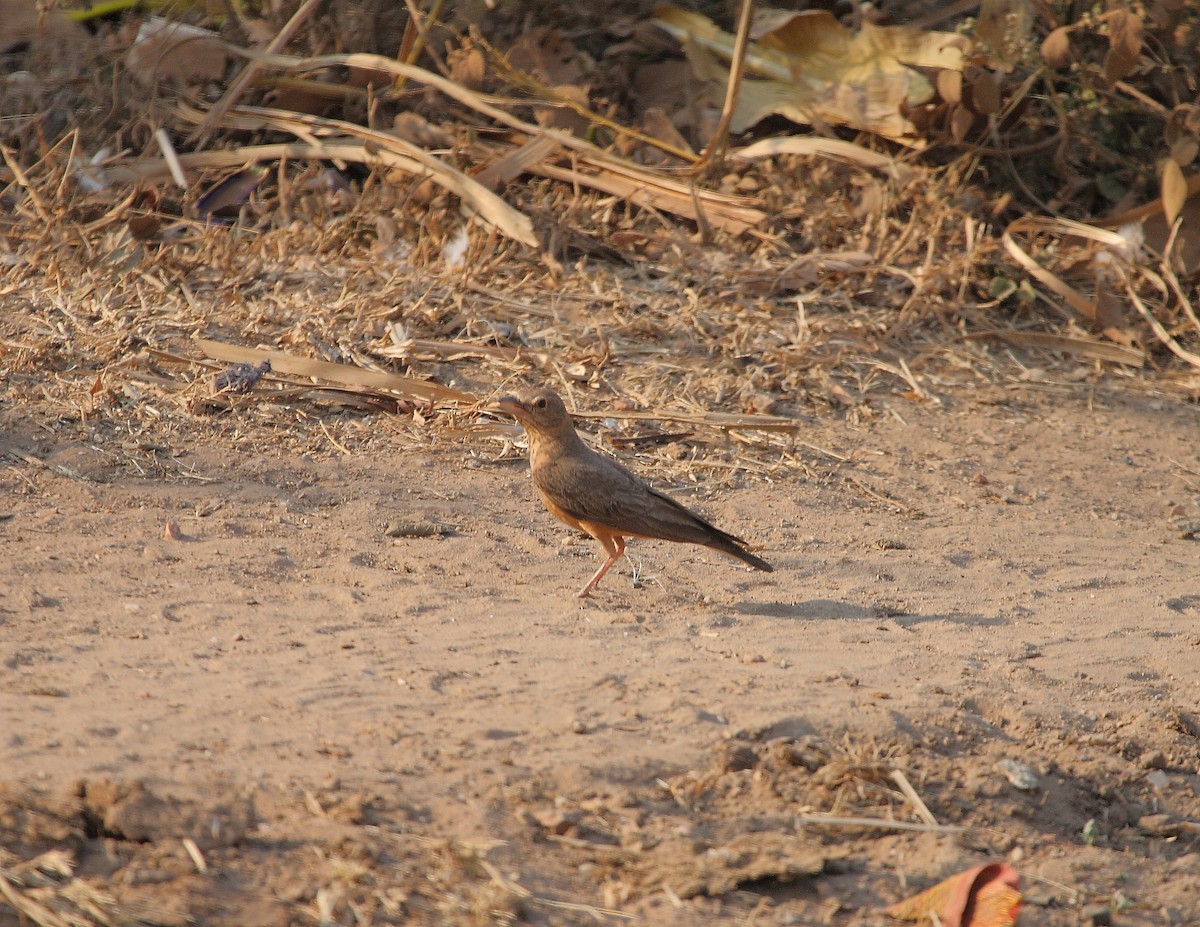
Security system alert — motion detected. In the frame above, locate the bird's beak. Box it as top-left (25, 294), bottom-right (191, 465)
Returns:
top-left (490, 395), bottom-right (525, 419)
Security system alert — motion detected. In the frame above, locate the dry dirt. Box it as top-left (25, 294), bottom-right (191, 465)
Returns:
top-left (3, 374), bottom-right (1200, 926)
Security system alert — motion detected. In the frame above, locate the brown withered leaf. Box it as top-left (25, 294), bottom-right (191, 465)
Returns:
top-left (1161, 159), bottom-right (1187, 227)
top-left (966, 69), bottom-right (1000, 115)
top-left (631, 59), bottom-right (712, 142)
top-left (1149, 0), bottom-right (1187, 29)
top-left (128, 214), bottom-right (163, 240)
top-left (505, 29), bottom-right (591, 88)
top-left (1166, 104), bottom-right (1200, 149)
top-left (127, 17), bottom-right (227, 87)
top-left (1170, 136), bottom-right (1199, 167)
top-left (392, 112), bottom-right (453, 149)
top-left (655, 4), bottom-right (966, 146)
top-left (640, 107), bottom-right (695, 161)
top-left (1093, 282), bottom-right (1132, 342)
top-left (936, 69), bottom-right (962, 105)
top-left (0, 0), bottom-right (88, 49)
top-left (974, 0), bottom-right (1032, 72)
top-left (533, 84), bottom-right (592, 136)
top-left (950, 106), bottom-right (976, 143)
top-left (448, 45), bottom-right (486, 91)
top-left (1041, 26), bottom-right (1072, 70)
top-left (1104, 10), bottom-right (1144, 84)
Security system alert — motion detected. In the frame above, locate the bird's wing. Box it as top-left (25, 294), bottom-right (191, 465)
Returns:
top-left (534, 449), bottom-right (746, 547)
top-left (534, 450), bottom-right (655, 524)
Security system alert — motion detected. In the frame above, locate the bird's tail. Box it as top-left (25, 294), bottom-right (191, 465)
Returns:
top-left (708, 538), bottom-right (774, 572)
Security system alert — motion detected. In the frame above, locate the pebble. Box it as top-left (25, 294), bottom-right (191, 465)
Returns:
top-left (996, 758), bottom-right (1039, 790)
top-left (1139, 749), bottom-right (1167, 770)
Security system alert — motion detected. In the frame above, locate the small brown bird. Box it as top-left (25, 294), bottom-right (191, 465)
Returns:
top-left (493, 388), bottom-right (773, 597)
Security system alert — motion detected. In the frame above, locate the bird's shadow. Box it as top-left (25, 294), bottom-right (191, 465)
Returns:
top-left (733, 600), bottom-right (1012, 629)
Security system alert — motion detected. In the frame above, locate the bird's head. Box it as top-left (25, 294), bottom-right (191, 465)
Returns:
top-left (491, 388), bottom-right (573, 436)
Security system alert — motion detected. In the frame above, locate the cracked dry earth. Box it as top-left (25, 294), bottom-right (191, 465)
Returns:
top-left (2, 380), bottom-right (1200, 926)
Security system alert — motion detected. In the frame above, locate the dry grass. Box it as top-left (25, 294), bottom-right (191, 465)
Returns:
top-left (2, 13), bottom-right (1198, 926)
top-left (2, 2), bottom-right (1198, 493)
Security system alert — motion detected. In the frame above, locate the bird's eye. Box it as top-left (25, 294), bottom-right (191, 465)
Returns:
top-left (534, 397), bottom-right (547, 409)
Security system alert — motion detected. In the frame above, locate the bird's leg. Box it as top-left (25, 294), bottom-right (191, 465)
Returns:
top-left (576, 535), bottom-right (626, 598)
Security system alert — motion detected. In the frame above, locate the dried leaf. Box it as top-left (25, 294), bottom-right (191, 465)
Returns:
top-left (1002, 216), bottom-right (1136, 332)
top-left (1041, 26), bottom-right (1072, 69)
top-left (1104, 11), bottom-right (1143, 84)
top-left (1169, 136), bottom-right (1198, 167)
top-left (127, 214), bottom-right (162, 240)
top-left (950, 106), bottom-right (976, 143)
top-left (534, 84), bottom-right (593, 136)
top-left (734, 137), bottom-right (895, 171)
top-left (632, 59), bottom-right (709, 140)
top-left (654, 4), bottom-right (966, 146)
top-left (885, 862), bottom-right (1021, 927)
top-left (967, 70), bottom-right (1000, 115)
top-left (1093, 278), bottom-right (1132, 339)
top-left (640, 108), bottom-right (694, 159)
top-left (937, 69), bottom-right (962, 106)
top-left (447, 45), bottom-right (486, 91)
top-left (974, 0), bottom-right (1032, 72)
top-left (392, 112), bottom-right (453, 149)
top-left (194, 339), bottom-right (474, 405)
top-left (127, 17), bottom-right (227, 87)
top-left (1143, 199), bottom-right (1200, 274)
top-left (0, 0), bottom-right (88, 47)
top-left (504, 29), bottom-right (589, 87)
top-left (1161, 159), bottom-right (1187, 226)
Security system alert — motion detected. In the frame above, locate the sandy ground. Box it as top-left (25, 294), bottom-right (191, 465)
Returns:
top-left (3, 378), bottom-right (1200, 926)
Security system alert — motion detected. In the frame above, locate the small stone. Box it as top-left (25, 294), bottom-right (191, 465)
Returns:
top-left (1140, 749), bottom-right (1167, 770)
top-left (1173, 516), bottom-right (1200, 539)
top-left (996, 758), bottom-right (1039, 790)
top-left (531, 808), bottom-right (581, 835)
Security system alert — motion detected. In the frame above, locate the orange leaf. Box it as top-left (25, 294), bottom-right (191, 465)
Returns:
top-left (885, 862), bottom-right (1021, 927)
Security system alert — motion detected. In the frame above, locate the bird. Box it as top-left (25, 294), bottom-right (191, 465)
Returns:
top-left (492, 388), bottom-right (773, 597)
